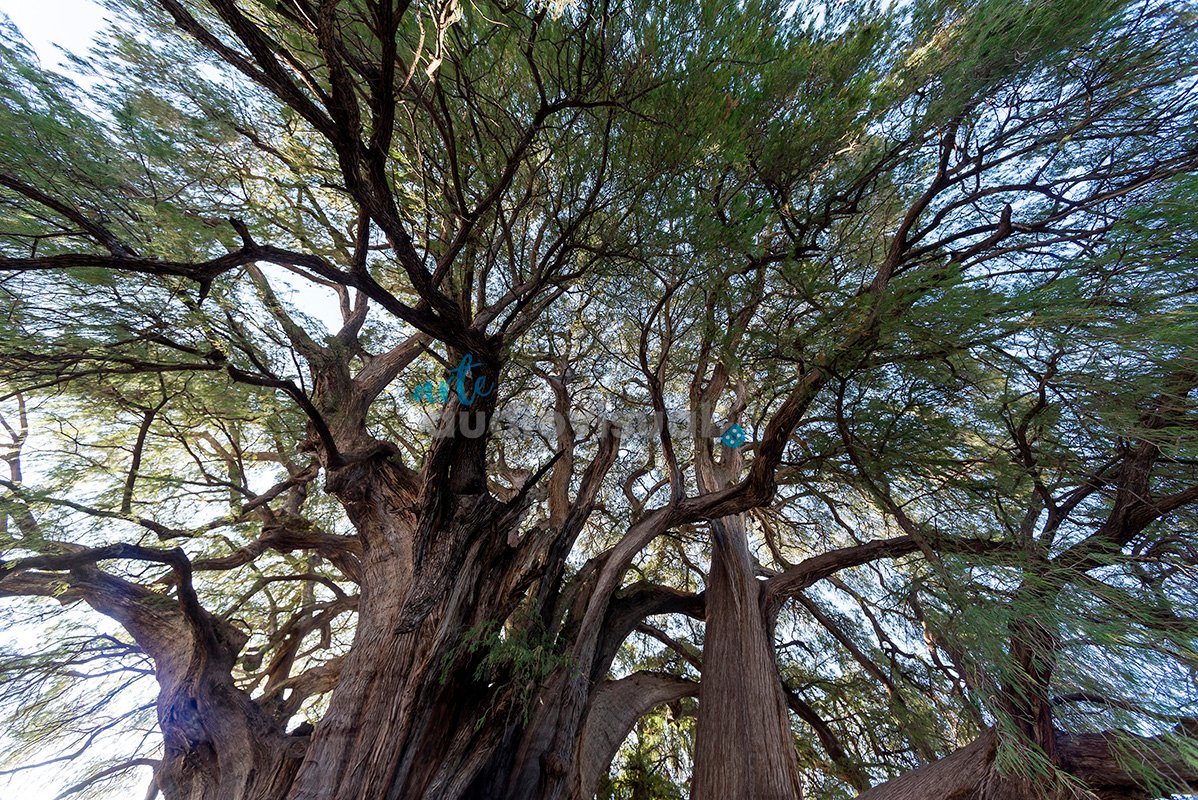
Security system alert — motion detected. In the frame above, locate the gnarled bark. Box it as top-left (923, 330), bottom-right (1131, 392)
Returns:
top-left (690, 515), bottom-right (804, 800)
top-left (575, 672), bottom-right (698, 799)
top-left (0, 555), bottom-right (304, 800)
top-left (856, 726), bottom-right (1198, 800)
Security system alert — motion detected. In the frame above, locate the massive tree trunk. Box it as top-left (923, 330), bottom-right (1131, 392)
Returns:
top-left (689, 514), bottom-right (804, 800)
top-left (284, 435), bottom-right (529, 800)
top-left (280, 384), bottom-right (633, 800)
top-left (286, 555), bottom-right (496, 800)
top-left (155, 660), bottom-right (303, 800)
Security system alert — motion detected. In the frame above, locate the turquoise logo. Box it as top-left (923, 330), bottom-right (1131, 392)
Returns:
top-left (719, 424), bottom-right (746, 448)
top-left (412, 354), bottom-right (495, 407)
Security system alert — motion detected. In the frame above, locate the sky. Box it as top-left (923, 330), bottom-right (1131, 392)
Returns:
top-left (0, 0), bottom-right (108, 69)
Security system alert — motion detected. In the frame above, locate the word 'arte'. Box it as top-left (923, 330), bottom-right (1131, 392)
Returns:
top-left (412, 354), bottom-right (494, 407)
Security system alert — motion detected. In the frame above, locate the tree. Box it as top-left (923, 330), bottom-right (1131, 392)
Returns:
top-left (1, 0), bottom-right (1198, 799)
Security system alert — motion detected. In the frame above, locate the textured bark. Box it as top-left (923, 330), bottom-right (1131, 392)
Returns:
top-left (285, 457), bottom-right (516, 800)
top-left (689, 515), bottom-right (804, 800)
top-left (575, 672), bottom-right (698, 799)
top-left (154, 675), bottom-right (303, 800)
top-left (283, 557), bottom-right (520, 800)
top-left (854, 731), bottom-right (998, 800)
top-left (0, 556), bottom-right (305, 800)
top-left (856, 727), bottom-right (1198, 800)
top-left (142, 598), bottom-right (306, 800)
top-left (246, 359), bottom-right (633, 800)
top-left (1054, 727), bottom-right (1198, 799)
top-left (136, 577), bottom-right (305, 800)
top-left (500, 509), bottom-right (679, 800)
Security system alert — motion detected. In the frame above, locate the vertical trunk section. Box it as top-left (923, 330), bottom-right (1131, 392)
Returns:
top-left (690, 515), bottom-right (803, 800)
top-left (285, 546), bottom-right (505, 800)
top-left (68, 565), bottom-right (303, 800)
top-left (285, 470), bottom-right (528, 800)
top-left (284, 554), bottom-right (424, 799)
top-left (155, 676), bottom-right (302, 800)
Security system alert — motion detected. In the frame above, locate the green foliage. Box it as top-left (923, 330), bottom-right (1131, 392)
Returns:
top-left (1, 0), bottom-right (1197, 796)
top-left (599, 706), bottom-right (693, 800)
top-left (440, 617), bottom-right (575, 725)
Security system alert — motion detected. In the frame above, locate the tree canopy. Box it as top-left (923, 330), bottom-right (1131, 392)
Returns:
top-left (1, 1), bottom-right (1198, 799)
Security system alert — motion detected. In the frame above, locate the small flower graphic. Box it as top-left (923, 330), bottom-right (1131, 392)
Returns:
top-left (719, 424), bottom-right (746, 449)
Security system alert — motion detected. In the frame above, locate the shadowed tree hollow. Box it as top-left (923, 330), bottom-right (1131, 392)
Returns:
top-left (2, 1), bottom-right (1198, 798)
